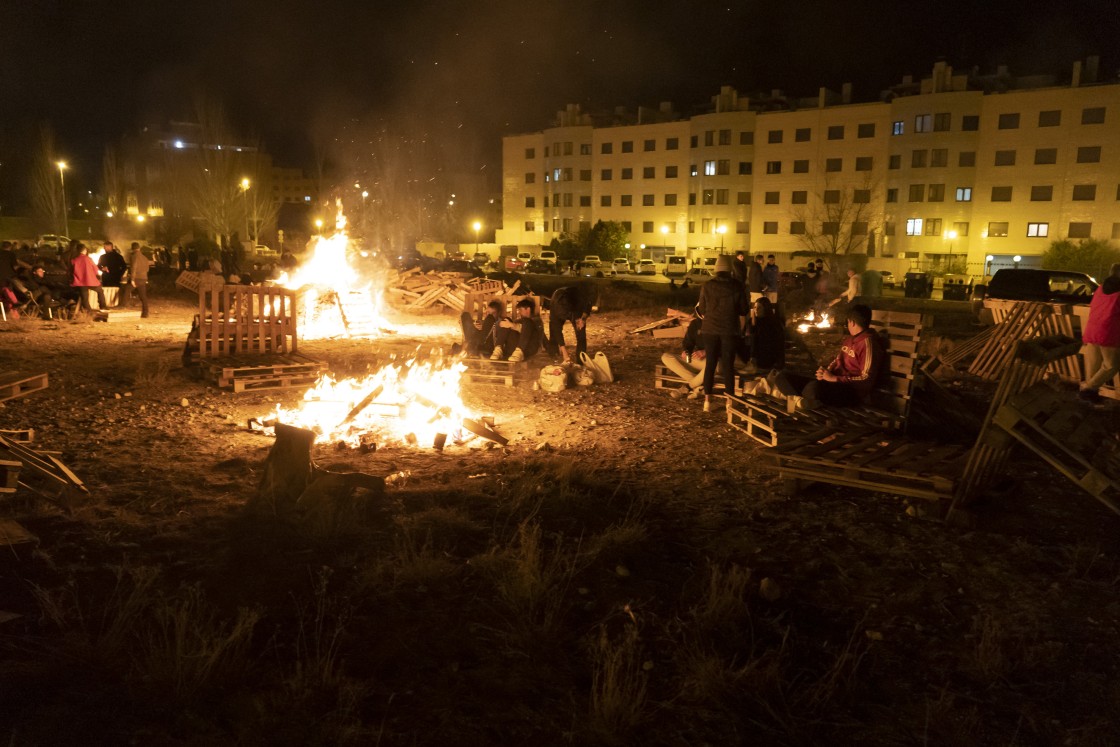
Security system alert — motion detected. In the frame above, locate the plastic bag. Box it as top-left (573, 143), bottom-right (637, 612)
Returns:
top-left (539, 365), bottom-right (569, 392)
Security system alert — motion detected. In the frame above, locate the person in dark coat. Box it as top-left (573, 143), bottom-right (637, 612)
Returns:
top-left (696, 254), bottom-right (749, 412)
top-left (548, 283), bottom-right (598, 363)
top-left (732, 251), bottom-right (748, 286)
top-left (749, 296), bottom-right (786, 371)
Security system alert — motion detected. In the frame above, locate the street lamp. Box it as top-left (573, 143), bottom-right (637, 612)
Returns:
top-left (472, 220), bottom-right (482, 255)
top-left (716, 224), bottom-right (726, 251)
top-left (240, 178), bottom-right (250, 247)
top-left (56, 161), bottom-right (68, 238)
top-left (985, 254), bottom-right (994, 278)
top-left (944, 229), bottom-right (957, 271)
top-left (314, 218), bottom-right (323, 235)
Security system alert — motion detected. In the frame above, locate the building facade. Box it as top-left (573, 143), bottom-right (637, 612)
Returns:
top-left (498, 60), bottom-right (1120, 275)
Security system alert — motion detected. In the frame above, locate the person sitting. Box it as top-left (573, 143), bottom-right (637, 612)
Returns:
top-left (660, 315), bottom-right (706, 395)
top-left (804, 303), bottom-right (883, 407)
top-left (491, 297), bottom-right (544, 362)
top-left (459, 299), bottom-right (505, 357)
top-left (748, 297), bottom-right (786, 372)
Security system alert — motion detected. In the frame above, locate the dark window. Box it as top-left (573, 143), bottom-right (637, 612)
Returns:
top-left (793, 159), bottom-right (809, 173)
top-left (790, 221), bottom-right (806, 235)
top-left (853, 189), bottom-right (871, 203)
top-left (643, 139), bottom-right (655, 152)
top-left (642, 166), bottom-right (655, 179)
top-left (600, 143), bottom-right (612, 154)
top-left (827, 125), bottom-right (844, 140)
top-left (825, 158), bottom-right (842, 172)
top-left (767, 130), bottom-right (783, 144)
top-left (998, 113), bottom-right (1020, 129)
top-left (736, 191), bottom-right (751, 205)
top-left (959, 151), bottom-right (976, 167)
top-left (991, 186), bottom-right (1013, 201)
top-left (855, 156), bottom-right (873, 171)
top-left (664, 193), bottom-right (677, 206)
top-left (1038, 110), bottom-right (1061, 127)
top-left (928, 184), bottom-right (945, 202)
top-left (924, 218), bottom-right (942, 236)
top-left (524, 197), bottom-right (535, 208)
top-left (579, 195), bottom-right (590, 207)
top-left (621, 221), bottom-right (631, 231)
top-left (763, 221), bottom-right (778, 234)
top-left (823, 190), bottom-right (840, 204)
top-left (642, 194), bottom-right (655, 206)
top-left (600, 195), bottom-right (611, 207)
top-left (931, 149), bottom-right (948, 167)
top-left (716, 189), bottom-right (729, 205)
top-left (852, 221), bottom-right (869, 236)
top-left (690, 136), bottom-right (697, 148)
top-left (909, 184), bottom-right (925, 202)
top-left (764, 191), bottom-right (780, 205)
top-left (857, 123), bottom-right (875, 138)
top-left (1082, 107), bottom-right (1106, 125)
top-left (525, 172), bottom-right (535, 184)
top-left (718, 129), bottom-right (731, 145)
top-left (1030, 185), bottom-right (1053, 201)
top-left (1068, 222), bottom-right (1092, 238)
top-left (704, 131), bottom-right (714, 146)
top-left (689, 193), bottom-right (696, 205)
top-left (1077, 146), bottom-right (1102, 163)
top-left (988, 222), bottom-right (1009, 237)
top-left (739, 131), bottom-right (754, 145)
top-left (621, 140), bottom-right (633, 153)
top-left (666, 137), bottom-right (679, 150)
top-left (912, 149), bottom-right (928, 168)
top-left (994, 150), bottom-right (1016, 166)
top-left (621, 168), bottom-right (632, 179)
top-left (601, 169), bottom-right (612, 181)
top-left (791, 190), bottom-right (808, 204)
top-left (889, 154), bottom-right (901, 170)
top-left (961, 115), bottom-right (980, 131)
top-left (1034, 148), bottom-right (1058, 165)
top-left (766, 161), bottom-right (782, 174)
top-left (580, 143), bottom-right (591, 155)
top-left (702, 189), bottom-right (713, 205)
top-left (620, 194), bottom-right (632, 206)
top-left (736, 221), bottom-right (749, 234)
top-left (822, 221), bottom-right (839, 235)
top-left (717, 159), bottom-right (730, 175)
top-left (738, 161), bottom-right (752, 175)
top-left (665, 165), bottom-right (678, 178)
top-left (886, 188), bottom-right (898, 203)
top-left (579, 170), bottom-right (591, 181)
top-left (933, 112), bottom-right (951, 131)
top-left (525, 147), bottom-right (536, 158)
top-left (642, 221), bottom-right (653, 232)
top-left (795, 127), bottom-right (811, 142)
top-left (1072, 184), bottom-right (1097, 201)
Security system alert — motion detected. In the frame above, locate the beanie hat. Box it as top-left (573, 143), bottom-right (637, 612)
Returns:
top-left (715, 254), bottom-right (733, 273)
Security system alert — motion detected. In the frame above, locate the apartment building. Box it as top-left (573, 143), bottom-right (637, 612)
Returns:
top-left (498, 59), bottom-right (1120, 274)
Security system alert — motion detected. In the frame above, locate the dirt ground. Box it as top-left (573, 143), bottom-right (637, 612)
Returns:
top-left (1, 284), bottom-right (1119, 746)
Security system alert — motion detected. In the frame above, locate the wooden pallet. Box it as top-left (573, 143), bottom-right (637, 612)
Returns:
top-left (1, 458), bottom-right (20, 497)
top-left (771, 428), bottom-right (971, 501)
top-left (464, 359), bottom-right (530, 387)
top-left (200, 353), bottom-right (327, 393)
top-left (991, 383), bottom-right (1120, 516)
top-left (654, 363), bottom-right (737, 395)
top-left (0, 373), bottom-right (49, 403)
top-left (0, 435), bottom-right (89, 509)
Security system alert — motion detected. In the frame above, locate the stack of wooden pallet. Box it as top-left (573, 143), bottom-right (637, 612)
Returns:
top-left (197, 353), bottom-right (328, 393)
top-left (386, 270), bottom-right (511, 313)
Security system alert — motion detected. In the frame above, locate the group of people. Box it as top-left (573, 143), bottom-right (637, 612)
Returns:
top-left (687, 252), bottom-right (885, 413)
top-left (458, 283), bottom-right (599, 366)
top-left (0, 239), bottom-right (153, 319)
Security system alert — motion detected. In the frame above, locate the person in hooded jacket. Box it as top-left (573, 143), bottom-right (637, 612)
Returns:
top-left (696, 254), bottom-right (749, 412)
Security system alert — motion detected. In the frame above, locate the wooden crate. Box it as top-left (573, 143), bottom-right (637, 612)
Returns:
top-left (0, 373), bottom-right (48, 403)
top-left (464, 359), bottom-right (531, 387)
top-left (200, 353), bottom-right (327, 393)
top-left (197, 285), bottom-right (300, 359)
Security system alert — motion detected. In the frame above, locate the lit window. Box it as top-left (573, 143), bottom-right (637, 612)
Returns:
top-left (955, 187), bottom-right (972, 202)
top-left (1027, 223), bottom-right (1049, 237)
top-left (906, 218), bottom-right (923, 236)
top-left (988, 222), bottom-right (1009, 237)
top-left (704, 160), bottom-right (716, 176)
top-left (892, 121), bottom-right (904, 136)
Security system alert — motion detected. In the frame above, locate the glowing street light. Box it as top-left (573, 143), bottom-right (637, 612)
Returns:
top-left (471, 220), bottom-right (482, 256)
top-left (715, 224), bottom-right (727, 251)
top-left (56, 161), bottom-right (68, 238)
top-left (945, 229), bottom-right (958, 270)
top-left (314, 218), bottom-right (324, 234)
top-left (240, 178), bottom-right (251, 245)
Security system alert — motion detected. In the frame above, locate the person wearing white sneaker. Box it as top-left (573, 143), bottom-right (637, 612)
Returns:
top-left (461, 299), bottom-right (506, 357)
top-left (492, 297), bottom-right (544, 362)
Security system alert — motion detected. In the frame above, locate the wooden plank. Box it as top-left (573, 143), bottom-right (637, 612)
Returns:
top-left (0, 518), bottom-right (38, 551)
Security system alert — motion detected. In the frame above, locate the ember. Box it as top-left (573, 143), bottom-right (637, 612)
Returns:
top-left (796, 310), bottom-right (832, 334)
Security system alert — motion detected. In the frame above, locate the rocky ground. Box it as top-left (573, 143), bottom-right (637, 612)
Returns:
top-left (0, 284), bottom-right (1118, 746)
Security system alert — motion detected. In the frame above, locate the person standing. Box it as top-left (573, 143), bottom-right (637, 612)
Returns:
top-left (732, 251), bottom-right (748, 286)
top-left (71, 244), bottom-right (107, 312)
top-left (548, 283), bottom-right (598, 363)
top-left (129, 243), bottom-right (152, 318)
top-left (1079, 263), bottom-right (1120, 402)
top-left (762, 254), bottom-right (780, 305)
top-left (696, 254), bottom-right (749, 412)
top-left (98, 242), bottom-right (128, 307)
top-left (747, 253), bottom-right (765, 304)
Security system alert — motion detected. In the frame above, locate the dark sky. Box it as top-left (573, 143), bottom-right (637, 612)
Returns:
top-left (2, 0), bottom-right (1118, 195)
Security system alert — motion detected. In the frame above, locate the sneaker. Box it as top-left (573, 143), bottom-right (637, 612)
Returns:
top-left (703, 398), bottom-right (711, 413)
top-left (508, 348), bottom-right (525, 363)
top-left (490, 347), bottom-right (503, 360)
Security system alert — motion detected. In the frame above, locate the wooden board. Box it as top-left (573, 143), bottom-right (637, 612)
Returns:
top-left (0, 373), bottom-right (49, 403)
top-left (0, 435), bottom-right (88, 509)
top-left (0, 518), bottom-right (38, 552)
top-left (464, 359), bottom-right (530, 387)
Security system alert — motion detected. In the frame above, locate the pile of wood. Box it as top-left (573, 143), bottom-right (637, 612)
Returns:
top-left (385, 269), bottom-right (513, 313)
top-left (630, 308), bottom-right (693, 338)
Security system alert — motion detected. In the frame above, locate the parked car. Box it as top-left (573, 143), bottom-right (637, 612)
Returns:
top-left (612, 258), bottom-right (632, 274)
top-left (983, 268), bottom-right (1098, 305)
top-left (636, 259), bottom-right (657, 275)
top-left (471, 252), bottom-right (491, 267)
top-left (505, 255), bottom-right (526, 271)
top-left (664, 255), bottom-right (688, 277)
top-left (683, 268), bottom-right (713, 284)
top-left (525, 258), bottom-right (557, 274)
top-left (579, 261), bottom-right (614, 278)
top-left (583, 254), bottom-right (602, 265)
top-left (879, 270), bottom-right (897, 287)
top-left (539, 250), bottom-right (558, 266)
top-left (441, 258), bottom-right (479, 275)
top-left (36, 234), bottom-right (71, 250)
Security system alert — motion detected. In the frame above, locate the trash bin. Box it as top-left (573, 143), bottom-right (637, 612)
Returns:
top-left (943, 282), bottom-right (970, 301)
top-left (904, 272), bottom-right (931, 299)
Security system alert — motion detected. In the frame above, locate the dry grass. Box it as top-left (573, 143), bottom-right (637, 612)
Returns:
top-left (588, 623), bottom-right (649, 741)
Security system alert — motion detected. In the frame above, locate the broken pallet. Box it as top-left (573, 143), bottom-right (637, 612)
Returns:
top-left (0, 373), bottom-right (48, 403)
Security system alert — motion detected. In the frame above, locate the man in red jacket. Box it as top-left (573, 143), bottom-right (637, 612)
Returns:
top-left (1079, 263), bottom-right (1120, 402)
top-left (803, 303), bottom-right (884, 407)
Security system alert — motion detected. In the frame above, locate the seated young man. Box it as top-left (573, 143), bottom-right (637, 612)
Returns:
top-left (803, 303), bottom-right (883, 407)
top-left (491, 297), bottom-right (544, 362)
top-left (748, 297), bottom-right (785, 372)
top-left (459, 299), bottom-right (505, 356)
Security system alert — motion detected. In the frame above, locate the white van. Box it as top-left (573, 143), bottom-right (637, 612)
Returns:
top-left (664, 255), bottom-right (688, 277)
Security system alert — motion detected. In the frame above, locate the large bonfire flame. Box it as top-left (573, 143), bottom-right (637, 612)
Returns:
top-left (265, 352), bottom-right (476, 449)
top-left (259, 204), bottom-right (480, 450)
top-left (277, 202), bottom-right (392, 340)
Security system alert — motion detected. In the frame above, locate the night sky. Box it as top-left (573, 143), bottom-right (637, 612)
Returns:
top-left (2, 0), bottom-right (1118, 198)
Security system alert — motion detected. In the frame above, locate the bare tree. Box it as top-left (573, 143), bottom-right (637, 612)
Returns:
top-left (788, 174), bottom-right (884, 272)
top-left (101, 145), bottom-right (123, 215)
top-left (29, 127), bottom-right (64, 235)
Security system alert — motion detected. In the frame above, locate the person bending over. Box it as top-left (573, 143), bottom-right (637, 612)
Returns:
top-left (491, 298), bottom-right (544, 362)
top-left (549, 283), bottom-right (598, 363)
